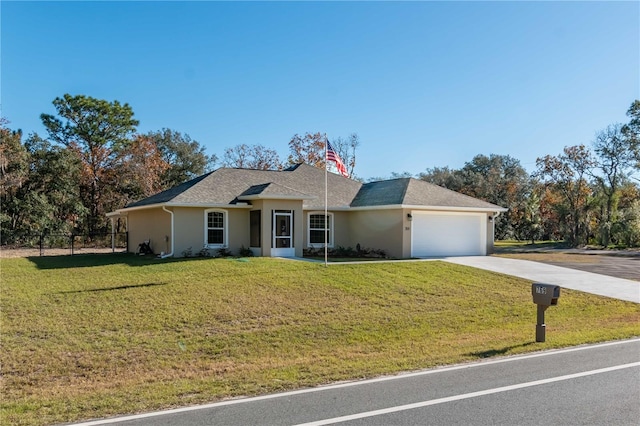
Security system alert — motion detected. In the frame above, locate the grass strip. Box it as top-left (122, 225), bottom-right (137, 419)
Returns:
top-left (1, 255), bottom-right (639, 425)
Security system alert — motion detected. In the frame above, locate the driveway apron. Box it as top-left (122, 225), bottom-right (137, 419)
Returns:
top-left (443, 256), bottom-right (640, 303)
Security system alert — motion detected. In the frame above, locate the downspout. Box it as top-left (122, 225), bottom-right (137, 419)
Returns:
top-left (110, 217), bottom-right (115, 253)
top-left (161, 206), bottom-right (174, 258)
top-left (489, 210), bottom-right (503, 254)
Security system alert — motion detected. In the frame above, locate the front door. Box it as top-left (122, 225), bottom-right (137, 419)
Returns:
top-left (272, 210), bottom-right (294, 257)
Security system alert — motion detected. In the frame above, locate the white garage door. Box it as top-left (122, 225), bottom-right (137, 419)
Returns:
top-left (411, 211), bottom-right (486, 257)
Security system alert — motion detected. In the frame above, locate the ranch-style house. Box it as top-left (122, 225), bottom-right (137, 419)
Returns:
top-left (107, 163), bottom-right (507, 258)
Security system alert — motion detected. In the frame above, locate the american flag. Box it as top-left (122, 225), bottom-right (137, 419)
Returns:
top-left (326, 141), bottom-right (349, 178)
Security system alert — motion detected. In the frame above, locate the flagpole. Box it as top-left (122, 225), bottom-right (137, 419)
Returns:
top-left (324, 136), bottom-right (328, 267)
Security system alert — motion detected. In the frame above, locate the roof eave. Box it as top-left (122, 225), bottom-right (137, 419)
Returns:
top-left (349, 204), bottom-right (508, 213)
top-left (403, 204), bottom-right (508, 213)
top-left (108, 202), bottom-right (254, 215)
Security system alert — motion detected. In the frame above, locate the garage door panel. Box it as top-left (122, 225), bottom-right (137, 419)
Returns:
top-left (411, 212), bottom-right (486, 257)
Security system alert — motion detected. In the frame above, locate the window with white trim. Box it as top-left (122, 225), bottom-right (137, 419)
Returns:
top-left (308, 212), bottom-right (333, 247)
top-left (204, 209), bottom-right (227, 248)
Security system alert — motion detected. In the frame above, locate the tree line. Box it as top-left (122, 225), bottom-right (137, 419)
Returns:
top-left (419, 101), bottom-right (640, 247)
top-left (1, 94), bottom-right (638, 248)
top-left (0, 94), bottom-right (359, 241)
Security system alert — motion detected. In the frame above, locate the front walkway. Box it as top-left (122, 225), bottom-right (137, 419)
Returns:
top-left (443, 256), bottom-right (640, 303)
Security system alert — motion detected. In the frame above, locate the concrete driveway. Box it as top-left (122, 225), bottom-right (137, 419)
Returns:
top-left (443, 256), bottom-right (640, 303)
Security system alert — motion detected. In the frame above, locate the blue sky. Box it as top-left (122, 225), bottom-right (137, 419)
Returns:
top-left (2, 1), bottom-right (638, 180)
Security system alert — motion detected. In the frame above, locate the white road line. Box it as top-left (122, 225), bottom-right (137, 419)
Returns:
top-left (70, 339), bottom-right (640, 425)
top-left (294, 362), bottom-right (640, 426)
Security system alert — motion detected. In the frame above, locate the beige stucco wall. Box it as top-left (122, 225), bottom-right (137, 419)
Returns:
top-left (172, 207), bottom-right (201, 256)
top-left (401, 208), bottom-right (414, 258)
top-left (169, 207), bottom-right (251, 257)
top-left (229, 208), bottom-right (250, 254)
top-left (258, 200), bottom-right (305, 257)
top-left (131, 202), bottom-right (305, 258)
top-left (348, 209), bottom-right (405, 258)
top-left (332, 211), bottom-right (352, 248)
top-left (125, 204), bottom-right (497, 259)
top-left (127, 208), bottom-right (172, 255)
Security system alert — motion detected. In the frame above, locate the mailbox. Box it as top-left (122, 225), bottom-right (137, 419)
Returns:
top-left (532, 283), bottom-right (560, 342)
top-left (532, 283), bottom-right (560, 306)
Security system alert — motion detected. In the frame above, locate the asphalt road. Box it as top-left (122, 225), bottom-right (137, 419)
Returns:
top-left (73, 339), bottom-right (640, 426)
top-left (540, 255), bottom-right (640, 281)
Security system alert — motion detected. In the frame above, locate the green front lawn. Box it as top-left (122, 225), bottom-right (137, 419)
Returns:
top-left (2, 255), bottom-right (639, 425)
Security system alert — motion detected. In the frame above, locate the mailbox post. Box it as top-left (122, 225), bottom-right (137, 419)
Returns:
top-left (531, 283), bottom-right (560, 342)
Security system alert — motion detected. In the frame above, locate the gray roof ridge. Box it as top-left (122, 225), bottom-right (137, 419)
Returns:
top-left (221, 166), bottom-right (283, 172)
top-left (364, 176), bottom-right (411, 184)
top-left (399, 178), bottom-right (410, 201)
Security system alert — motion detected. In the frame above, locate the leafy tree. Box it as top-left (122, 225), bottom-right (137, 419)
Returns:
top-left (115, 135), bottom-right (170, 204)
top-left (287, 132), bottom-right (327, 168)
top-left (222, 143), bottom-right (282, 170)
top-left (591, 124), bottom-right (636, 245)
top-left (421, 154), bottom-right (532, 240)
top-left (537, 184), bottom-right (563, 241)
top-left (612, 183), bottom-right (640, 246)
top-left (287, 132), bottom-right (361, 177)
top-left (418, 166), bottom-right (464, 190)
top-left (0, 121), bottom-right (28, 240)
top-left (145, 128), bottom-right (217, 188)
top-left (519, 190), bottom-right (543, 244)
top-left (536, 145), bottom-right (596, 246)
top-left (40, 94), bottom-right (139, 233)
top-left (1, 133), bottom-right (85, 242)
top-left (461, 155), bottom-right (533, 240)
top-left (0, 119), bottom-right (28, 199)
top-left (24, 135), bottom-right (86, 233)
top-left (621, 100), bottom-right (640, 176)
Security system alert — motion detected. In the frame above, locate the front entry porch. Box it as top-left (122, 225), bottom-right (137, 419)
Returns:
top-left (271, 210), bottom-right (295, 257)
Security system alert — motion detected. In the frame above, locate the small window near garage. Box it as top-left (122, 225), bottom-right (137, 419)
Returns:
top-left (205, 209), bottom-right (227, 248)
top-left (308, 212), bottom-right (333, 247)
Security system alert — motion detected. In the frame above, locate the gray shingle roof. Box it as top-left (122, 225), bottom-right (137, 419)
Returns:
top-left (238, 182), bottom-right (316, 200)
top-left (350, 179), bottom-right (408, 206)
top-left (404, 178), bottom-right (504, 209)
top-left (124, 164), bottom-right (505, 212)
top-left (350, 178), bottom-right (504, 210)
top-left (125, 164), bottom-right (360, 209)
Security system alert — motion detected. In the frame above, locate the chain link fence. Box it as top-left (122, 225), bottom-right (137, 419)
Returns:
top-left (1, 232), bottom-right (128, 257)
